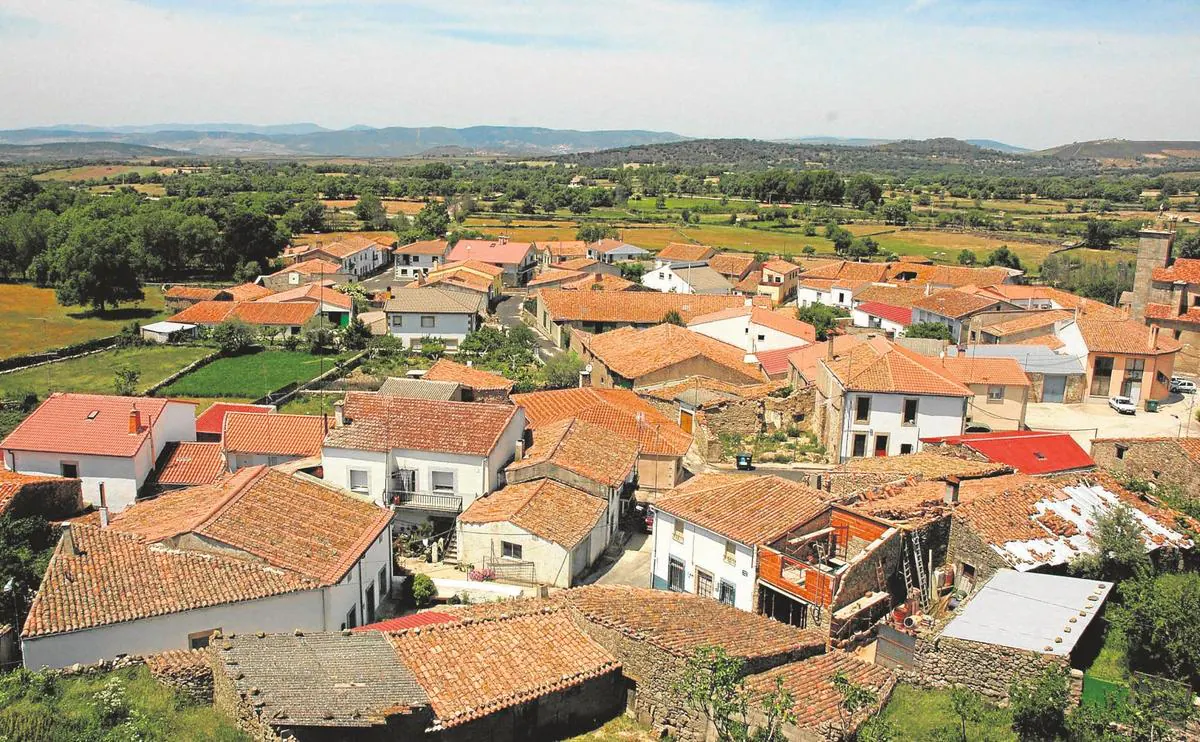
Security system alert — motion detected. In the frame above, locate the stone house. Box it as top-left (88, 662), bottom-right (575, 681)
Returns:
top-left (421, 358), bottom-right (514, 403)
top-left (1128, 227), bottom-right (1200, 374)
top-left (573, 323), bottom-right (767, 390)
top-left (1090, 436), bottom-right (1200, 500)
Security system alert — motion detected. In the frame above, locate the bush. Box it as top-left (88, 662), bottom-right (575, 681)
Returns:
top-left (211, 319), bottom-right (255, 356)
top-left (1117, 572), bottom-right (1200, 687)
top-left (411, 573), bottom-right (436, 607)
top-left (341, 317), bottom-right (372, 351)
top-left (542, 351), bottom-right (585, 390)
top-left (905, 322), bottom-right (954, 341)
top-left (1009, 666), bottom-right (1068, 740)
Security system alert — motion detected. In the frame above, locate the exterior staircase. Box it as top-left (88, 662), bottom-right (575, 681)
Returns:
top-left (442, 528), bottom-right (459, 565)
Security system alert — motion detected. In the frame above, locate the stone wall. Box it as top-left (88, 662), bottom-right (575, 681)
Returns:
top-left (829, 531), bottom-right (903, 644)
top-left (1063, 372), bottom-right (1086, 404)
top-left (441, 672), bottom-right (624, 742)
top-left (209, 648), bottom-right (285, 742)
top-left (144, 649), bottom-right (213, 704)
top-left (945, 517), bottom-right (1013, 590)
top-left (1091, 438), bottom-right (1200, 501)
top-left (823, 472), bottom-right (907, 498)
top-left (912, 634), bottom-right (1067, 701)
top-left (5, 477), bottom-right (85, 521)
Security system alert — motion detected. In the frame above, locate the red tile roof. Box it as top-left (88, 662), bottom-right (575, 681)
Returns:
top-left (908, 351), bottom-right (1031, 387)
top-left (1144, 302), bottom-right (1200, 325)
top-left (166, 286), bottom-right (224, 301)
top-left (538, 289), bottom-right (754, 324)
top-left (756, 345), bottom-right (809, 376)
top-left (166, 300), bottom-right (237, 324)
top-left (922, 431), bottom-right (1094, 475)
top-left (856, 301), bottom-right (912, 326)
top-left (555, 257), bottom-right (601, 272)
top-left (229, 301), bottom-right (319, 327)
top-left (151, 441), bottom-right (227, 486)
top-left (541, 240), bottom-right (589, 259)
top-left (1075, 317), bottom-right (1181, 355)
top-left (801, 260), bottom-right (889, 283)
top-left (528, 268), bottom-right (584, 287)
top-left (226, 282), bottom-right (274, 301)
top-left (272, 258), bottom-right (345, 277)
top-left (512, 388), bottom-right (692, 456)
top-left (507, 418), bottom-right (639, 488)
top-left (561, 272), bottom-right (637, 291)
top-left (1, 393), bottom-right (190, 458)
top-left (708, 253), bottom-right (759, 279)
top-left (752, 308), bottom-right (817, 341)
top-left (1152, 258), bottom-right (1200, 284)
top-left (657, 242), bottom-right (716, 261)
top-left (912, 289), bottom-right (1002, 319)
top-left (655, 473), bottom-right (828, 545)
top-left (746, 652), bottom-right (894, 732)
top-left (446, 239), bottom-right (533, 265)
top-left (223, 413), bottom-right (327, 457)
top-left (194, 403), bottom-right (274, 436)
top-left (430, 259), bottom-right (505, 278)
top-left (982, 310), bottom-right (1073, 337)
top-left (326, 392), bottom-right (520, 456)
top-left (460, 478), bottom-right (606, 548)
top-left (395, 239), bottom-right (449, 257)
top-left (353, 611), bottom-right (458, 633)
top-left (581, 324), bottom-right (765, 383)
top-left (761, 258), bottom-right (800, 275)
top-left (422, 358), bottom-right (514, 391)
top-left (824, 342), bottom-right (972, 397)
top-left (257, 283), bottom-right (352, 310)
top-left (0, 471), bottom-right (69, 518)
top-left (787, 335), bottom-right (892, 382)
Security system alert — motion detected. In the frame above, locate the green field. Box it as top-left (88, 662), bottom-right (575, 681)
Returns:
top-left (278, 391), bottom-right (344, 416)
top-left (0, 345), bottom-right (210, 399)
top-left (879, 684), bottom-right (1015, 741)
top-left (32, 164), bottom-right (164, 182)
top-left (0, 283), bottom-right (167, 360)
top-left (159, 350), bottom-right (347, 399)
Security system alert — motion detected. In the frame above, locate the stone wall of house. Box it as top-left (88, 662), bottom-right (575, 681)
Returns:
top-left (1063, 372), bottom-right (1086, 404)
top-left (208, 649), bottom-right (285, 742)
top-left (829, 532), bottom-right (903, 645)
top-left (763, 386), bottom-right (816, 433)
top-left (912, 634), bottom-right (1067, 701)
top-left (506, 461), bottom-right (613, 500)
top-left (441, 672), bottom-right (624, 742)
top-left (144, 650), bottom-right (213, 704)
top-left (469, 387), bottom-right (511, 404)
top-left (1091, 439), bottom-right (1200, 501)
top-left (945, 517), bottom-right (1012, 590)
top-left (6, 478), bottom-right (85, 521)
top-left (823, 472), bottom-right (907, 498)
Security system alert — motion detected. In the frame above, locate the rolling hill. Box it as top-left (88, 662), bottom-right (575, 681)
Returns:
top-left (0, 141), bottom-right (183, 162)
top-left (1035, 139), bottom-right (1200, 162)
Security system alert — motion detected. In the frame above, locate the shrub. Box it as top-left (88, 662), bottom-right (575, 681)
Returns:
top-left (542, 351), bottom-right (585, 390)
top-left (1117, 572), bottom-right (1200, 687)
top-left (341, 317), bottom-right (372, 351)
top-left (905, 322), bottom-right (954, 341)
top-left (411, 573), bottom-right (436, 607)
top-left (211, 319), bottom-right (255, 355)
top-left (280, 333), bottom-right (300, 351)
top-left (1009, 666), bottom-right (1068, 740)
top-left (112, 367), bottom-right (140, 396)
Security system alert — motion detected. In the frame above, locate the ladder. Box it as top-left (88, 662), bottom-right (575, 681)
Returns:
top-left (901, 538), bottom-right (914, 596)
top-left (911, 531), bottom-right (929, 608)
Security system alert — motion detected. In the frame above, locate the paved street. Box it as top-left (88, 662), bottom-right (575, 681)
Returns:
top-left (1024, 393), bottom-right (1200, 449)
top-left (494, 293), bottom-right (561, 362)
top-left (357, 268), bottom-right (408, 295)
top-left (581, 532), bottom-right (652, 587)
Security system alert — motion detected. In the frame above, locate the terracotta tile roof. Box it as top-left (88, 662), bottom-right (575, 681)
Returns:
top-left (446, 239), bottom-right (533, 265)
top-left (383, 287), bottom-right (485, 315)
top-left (103, 466), bottom-right (393, 585)
top-left (983, 310), bottom-right (1073, 336)
top-left (377, 377), bottom-right (461, 401)
top-left (423, 358), bottom-right (514, 391)
top-left (430, 259), bottom-right (505, 278)
top-left (746, 652), bottom-right (894, 731)
top-left (166, 286), bottom-right (224, 301)
top-left (562, 585), bottom-right (826, 659)
top-left (754, 308), bottom-right (817, 341)
top-left (838, 451), bottom-right (1011, 480)
top-left (886, 263), bottom-right (1016, 287)
top-left (734, 270), bottom-right (763, 294)
top-left (326, 391), bottom-right (519, 456)
top-left (460, 478), bottom-right (606, 548)
top-left (1144, 302), bottom-right (1200, 324)
top-left (843, 473), bottom-right (1007, 524)
top-left (912, 289), bottom-right (1002, 319)
top-left (353, 611), bottom-right (457, 633)
top-left (823, 341), bottom-right (972, 397)
top-left (852, 284), bottom-right (928, 307)
top-left (1, 393), bottom-right (187, 458)
top-left (930, 355), bottom-right (1031, 387)
top-left (233, 301), bottom-right (320, 326)
top-left (980, 284), bottom-right (1122, 317)
top-left (257, 283), bottom-right (352, 310)
top-left (588, 239), bottom-right (645, 256)
top-left (555, 257), bottom-right (601, 272)
top-left (424, 271), bottom-right (492, 294)
top-left (582, 324), bottom-right (765, 383)
top-left (1075, 317), bottom-right (1181, 355)
top-left (856, 301), bottom-right (912, 326)
top-left (226, 282), bottom-right (274, 301)
top-left (528, 268), bottom-right (584, 287)
top-left (223, 412), bottom-right (326, 457)
top-left (800, 261), bottom-right (889, 283)
top-left (539, 240), bottom-right (588, 259)
top-left (656, 473), bottom-right (828, 545)
top-left (657, 242), bottom-right (716, 262)
top-left (787, 335), bottom-right (892, 382)
top-left (538, 289), bottom-right (752, 324)
top-left (1094, 436), bottom-right (1200, 464)
top-left (23, 522), bottom-right (314, 638)
top-left (272, 258), bottom-right (345, 277)
top-left (166, 300), bottom-right (237, 324)
top-left (388, 609), bottom-right (620, 729)
top-left (512, 388), bottom-right (692, 456)
top-left (708, 252), bottom-right (759, 279)
top-left (1016, 333), bottom-right (1066, 350)
top-left (151, 441), bottom-right (227, 487)
top-left (561, 272), bottom-right (637, 291)
top-left (395, 239), bottom-right (449, 256)
top-left (0, 471), bottom-right (68, 517)
top-left (507, 418), bottom-right (639, 488)
top-left (923, 431), bottom-right (1093, 475)
top-left (194, 402), bottom-right (274, 436)
top-left (761, 258), bottom-right (800, 275)
top-left (1152, 258), bottom-right (1200, 284)
top-left (304, 239), bottom-right (379, 260)
top-left (755, 345), bottom-right (809, 377)
top-left (638, 376), bottom-right (786, 404)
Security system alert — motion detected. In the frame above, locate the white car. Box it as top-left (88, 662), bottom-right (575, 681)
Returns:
top-left (1108, 395), bottom-right (1137, 415)
top-left (1171, 377), bottom-right (1197, 394)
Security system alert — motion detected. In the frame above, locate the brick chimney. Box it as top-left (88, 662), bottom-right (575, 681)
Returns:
top-left (128, 407), bottom-right (141, 434)
top-left (60, 523), bottom-right (80, 556)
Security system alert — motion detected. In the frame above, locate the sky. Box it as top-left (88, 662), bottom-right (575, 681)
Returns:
top-left (1, 0), bottom-right (1198, 149)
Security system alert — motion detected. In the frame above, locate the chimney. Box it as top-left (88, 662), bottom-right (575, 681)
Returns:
top-left (98, 483), bottom-right (109, 528)
top-left (1149, 324), bottom-right (1160, 348)
top-left (943, 477), bottom-right (961, 506)
top-left (128, 407), bottom-right (141, 434)
top-left (514, 438), bottom-right (525, 462)
top-left (925, 283), bottom-right (932, 296)
top-left (60, 523), bottom-right (81, 556)
top-left (333, 400), bottom-right (345, 428)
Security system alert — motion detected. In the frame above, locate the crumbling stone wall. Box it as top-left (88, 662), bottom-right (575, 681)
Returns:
top-left (762, 386), bottom-right (815, 433)
top-left (441, 672), bottom-right (624, 742)
top-left (4, 478), bottom-right (85, 521)
top-left (209, 649), bottom-right (285, 742)
top-left (144, 650), bottom-right (213, 704)
top-left (946, 516), bottom-right (1013, 588)
top-left (912, 634), bottom-right (1066, 701)
top-left (823, 472), bottom-right (906, 498)
top-left (1091, 439), bottom-right (1200, 500)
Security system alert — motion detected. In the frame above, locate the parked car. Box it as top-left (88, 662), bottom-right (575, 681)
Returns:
top-left (634, 504), bottom-right (654, 534)
top-left (1171, 377), bottom-right (1197, 394)
top-left (1108, 395), bottom-right (1137, 415)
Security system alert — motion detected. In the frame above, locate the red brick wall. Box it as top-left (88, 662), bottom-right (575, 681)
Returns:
top-left (758, 549), bottom-right (833, 607)
top-left (832, 509), bottom-right (888, 543)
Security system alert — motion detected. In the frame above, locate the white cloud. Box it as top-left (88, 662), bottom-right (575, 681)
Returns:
top-left (0, 0), bottom-right (1196, 148)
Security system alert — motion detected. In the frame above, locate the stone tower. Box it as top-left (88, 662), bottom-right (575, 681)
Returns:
top-left (1131, 226), bottom-right (1175, 320)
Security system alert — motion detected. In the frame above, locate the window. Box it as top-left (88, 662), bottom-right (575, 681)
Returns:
top-left (668, 556), bottom-right (686, 591)
top-left (188, 628), bottom-right (220, 650)
top-left (696, 569), bottom-right (714, 599)
top-left (389, 314), bottom-right (402, 328)
top-left (757, 334), bottom-right (766, 342)
top-left (431, 470), bottom-right (455, 494)
top-left (851, 433), bottom-right (868, 458)
top-left (854, 396), bottom-right (871, 423)
top-left (420, 315), bottom-right (436, 328)
top-left (672, 518), bottom-right (685, 543)
top-left (378, 564), bottom-right (389, 599)
top-left (873, 434), bottom-right (889, 457)
top-left (724, 540), bottom-right (736, 565)
top-left (902, 398), bottom-right (918, 425)
top-left (344, 607), bottom-right (357, 630)
top-left (501, 541), bottom-right (523, 559)
top-left (987, 385), bottom-right (1004, 403)
top-left (1115, 444), bottom-right (1128, 460)
top-left (900, 443), bottom-right (914, 455)
top-left (60, 462), bottom-right (79, 479)
top-left (349, 469), bottom-right (369, 494)
top-left (718, 580), bottom-right (736, 606)
top-left (1091, 356), bottom-right (1114, 396)
top-left (1121, 358), bottom-right (1146, 398)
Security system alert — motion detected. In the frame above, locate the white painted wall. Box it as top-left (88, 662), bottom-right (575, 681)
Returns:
top-left (323, 526), bottom-right (394, 629)
top-left (228, 452), bottom-right (306, 471)
top-left (797, 286), bottom-right (833, 308)
top-left (689, 315), bottom-right (810, 354)
top-left (838, 392), bottom-right (966, 462)
top-left (339, 245), bottom-right (387, 277)
top-left (458, 512), bottom-right (607, 588)
top-left (385, 311), bottom-right (476, 349)
top-left (642, 263), bottom-right (708, 294)
top-left (6, 451), bottom-right (141, 511)
top-left (650, 511), bottom-right (756, 612)
top-left (394, 252), bottom-right (444, 279)
top-left (322, 447), bottom-right (390, 504)
top-left (912, 308), bottom-right (964, 341)
top-left (850, 309), bottom-right (907, 336)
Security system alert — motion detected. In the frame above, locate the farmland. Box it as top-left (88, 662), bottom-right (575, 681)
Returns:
top-left (159, 349), bottom-right (349, 399)
top-left (0, 284), bottom-right (167, 360)
top-left (32, 164), bottom-right (165, 181)
top-left (0, 345), bottom-right (210, 399)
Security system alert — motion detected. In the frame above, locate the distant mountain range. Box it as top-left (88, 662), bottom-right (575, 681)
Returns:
top-left (0, 125), bottom-right (687, 158)
top-left (0, 141), bottom-right (182, 162)
top-left (778, 136), bottom-right (1031, 153)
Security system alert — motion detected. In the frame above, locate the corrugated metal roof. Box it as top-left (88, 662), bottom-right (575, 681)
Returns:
top-left (948, 344), bottom-right (1085, 375)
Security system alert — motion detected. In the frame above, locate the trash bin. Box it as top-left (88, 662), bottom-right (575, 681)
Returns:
top-left (1145, 399), bottom-right (1159, 413)
top-left (735, 453), bottom-right (753, 470)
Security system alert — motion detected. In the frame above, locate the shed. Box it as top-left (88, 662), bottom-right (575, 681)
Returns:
top-left (140, 321), bottom-right (197, 343)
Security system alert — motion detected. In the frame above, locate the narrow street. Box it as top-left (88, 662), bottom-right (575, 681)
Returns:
top-left (579, 532), bottom-right (652, 587)
top-left (494, 293), bottom-right (561, 362)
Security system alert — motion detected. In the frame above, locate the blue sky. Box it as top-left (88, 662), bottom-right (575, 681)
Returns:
top-left (1, 0), bottom-right (1198, 148)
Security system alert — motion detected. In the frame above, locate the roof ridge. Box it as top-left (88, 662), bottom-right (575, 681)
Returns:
top-left (193, 465), bottom-right (271, 533)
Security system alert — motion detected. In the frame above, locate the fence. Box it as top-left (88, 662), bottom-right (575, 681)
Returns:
top-left (483, 556), bottom-right (538, 585)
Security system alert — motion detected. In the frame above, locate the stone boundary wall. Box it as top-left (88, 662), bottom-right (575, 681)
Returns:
top-left (144, 348), bottom-right (222, 396)
top-left (910, 634), bottom-right (1067, 701)
top-left (0, 334), bottom-right (119, 376)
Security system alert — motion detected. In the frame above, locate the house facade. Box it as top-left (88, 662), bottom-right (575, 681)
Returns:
top-left (589, 239), bottom-right (650, 264)
top-left (756, 259), bottom-right (801, 304)
top-left (687, 305), bottom-right (815, 355)
top-left (1058, 318), bottom-right (1178, 403)
top-left (1, 393), bottom-right (196, 512)
top-left (261, 259), bottom-right (350, 291)
top-left (641, 261), bottom-right (733, 295)
top-left (850, 302), bottom-right (911, 337)
top-left (446, 238), bottom-right (536, 286)
top-left (532, 289), bottom-right (752, 349)
top-left (302, 238), bottom-right (389, 278)
top-left (383, 287), bottom-right (485, 350)
top-left (393, 239), bottom-right (450, 280)
top-left (911, 290), bottom-right (1012, 344)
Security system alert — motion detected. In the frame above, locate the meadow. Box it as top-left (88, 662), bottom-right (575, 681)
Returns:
top-left (159, 349), bottom-right (348, 399)
top-left (0, 284), bottom-right (167, 360)
top-left (0, 345), bottom-right (211, 399)
top-left (879, 684), bottom-right (1015, 741)
top-left (32, 164), bottom-right (164, 181)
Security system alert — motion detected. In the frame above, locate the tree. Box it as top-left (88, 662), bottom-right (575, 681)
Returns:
top-left (796, 304), bottom-right (848, 341)
top-left (1177, 231), bottom-right (1200, 260)
top-left (305, 321), bottom-right (337, 355)
top-left (947, 686), bottom-right (983, 741)
top-left (620, 261), bottom-right (647, 281)
top-left (825, 223), bottom-right (854, 255)
top-left (831, 671), bottom-right (877, 741)
top-left (354, 192), bottom-right (390, 230)
top-left (1083, 219), bottom-right (1117, 249)
top-left (341, 316), bottom-right (372, 351)
top-left (576, 223), bottom-right (618, 242)
top-left (212, 319), bottom-right (255, 355)
top-left (802, 245), bottom-right (816, 256)
top-left (112, 368), bottom-right (141, 396)
top-left (845, 174), bottom-right (882, 209)
top-left (542, 351), bottom-right (585, 390)
top-left (984, 245), bottom-right (1022, 271)
top-left (411, 201), bottom-right (450, 240)
top-left (411, 573), bottom-right (436, 607)
top-left (1009, 666), bottom-right (1068, 741)
top-left (675, 645), bottom-right (796, 742)
top-left (281, 199), bottom-right (326, 234)
top-left (48, 220), bottom-right (145, 311)
top-left (232, 260), bottom-right (261, 284)
top-left (1073, 503), bottom-right (1151, 582)
top-left (905, 322), bottom-right (953, 341)
top-left (881, 199), bottom-right (912, 226)
top-left (957, 249), bottom-right (977, 266)
top-left (1117, 572), bottom-right (1200, 687)
top-left (662, 310), bottom-right (685, 326)
top-left (0, 515), bottom-right (56, 634)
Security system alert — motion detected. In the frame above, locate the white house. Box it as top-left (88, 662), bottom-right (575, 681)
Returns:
top-left (850, 302), bottom-right (912, 337)
top-left (588, 239), bottom-right (650, 264)
top-left (222, 412), bottom-right (327, 471)
top-left (322, 391), bottom-right (526, 526)
top-left (20, 466), bottom-right (394, 669)
top-left (651, 474), bottom-right (827, 614)
top-left (642, 261), bottom-right (733, 295)
top-left (383, 287), bottom-right (486, 350)
top-left (0, 393), bottom-right (196, 513)
top-left (393, 239), bottom-right (450, 280)
top-left (814, 341), bottom-right (970, 462)
top-left (796, 279), bottom-right (858, 310)
top-left (303, 237), bottom-right (389, 279)
top-left (686, 305), bottom-right (815, 355)
top-left (910, 289), bottom-right (1011, 344)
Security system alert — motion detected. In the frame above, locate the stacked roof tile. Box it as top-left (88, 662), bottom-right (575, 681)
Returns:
top-left (657, 242), bottom-right (717, 262)
top-left (655, 474), bottom-right (828, 546)
top-left (327, 392), bottom-right (518, 456)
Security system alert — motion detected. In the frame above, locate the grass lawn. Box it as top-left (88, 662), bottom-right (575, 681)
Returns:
top-left (278, 392), bottom-right (344, 416)
top-left (566, 714), bottom-right (658, 741)
top-left (0, 665), bottom-right (247, 741)
top-left (1086, 622), bottom-right (1130, 683)
top-left (868, 229), bottom-right (1056, 267)
top-left (0, 345), bottom-right (211, 399)
top-left (879, 684), bottom-right (1016, 741)
top-left (0, 283), bottom-right (166, 360)
top-left (159, 350), bottom-right (348, 399)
